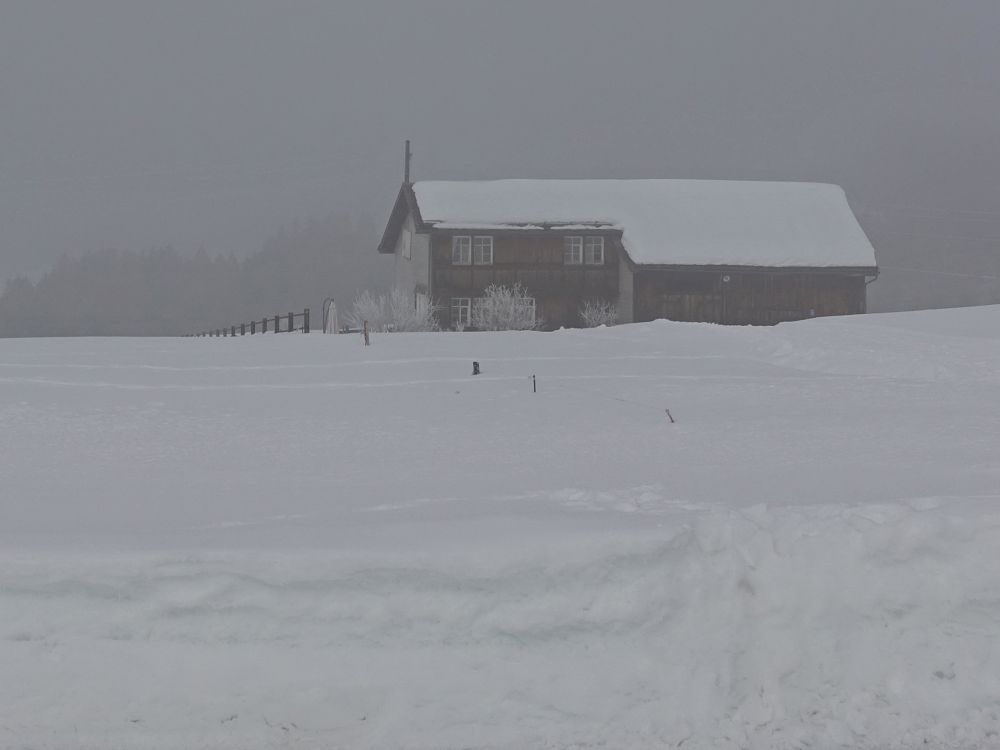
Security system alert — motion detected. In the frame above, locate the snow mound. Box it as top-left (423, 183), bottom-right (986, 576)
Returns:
top-left (3, 501), bottom-right (999, 749)
top-left (3, 305), bottom-right (1000, 748)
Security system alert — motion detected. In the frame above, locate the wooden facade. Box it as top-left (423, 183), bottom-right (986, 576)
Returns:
top-left (426, 229), bottom-right (870, 328)
top-left (430, 230), bottom-right (619, 329)
top-left (632, 266), bottom-right (869, 326)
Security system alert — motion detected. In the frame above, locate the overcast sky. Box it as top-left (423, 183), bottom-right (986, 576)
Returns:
top-left (2, 1), bottom-right (998, 304)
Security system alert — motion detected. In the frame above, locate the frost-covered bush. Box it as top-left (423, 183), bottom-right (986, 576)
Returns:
top-left (470, 283), bottom-right (539, 331)
top-left (347, 290), bottom-right (387, 332)
top-left (347, 289), bottom-right (439, 332)
top-left (388, 289), bottom-right (440, 332)
top-left (579, 299), bottom-right (618, 328)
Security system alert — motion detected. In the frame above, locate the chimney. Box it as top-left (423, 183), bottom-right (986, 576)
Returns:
top-left (404, 140), bottom-right (412, 185)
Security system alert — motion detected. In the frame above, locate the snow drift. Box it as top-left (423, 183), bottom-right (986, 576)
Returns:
top-left (2, 306), bottom-right (999, 749)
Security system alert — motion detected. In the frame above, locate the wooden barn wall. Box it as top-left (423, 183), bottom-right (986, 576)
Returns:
top-left (431, 232), bottom-right (620, 328)
top-left (633, 270), bottom-right (867, 325)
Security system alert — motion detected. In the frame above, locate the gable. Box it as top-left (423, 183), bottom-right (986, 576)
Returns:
top-left (377, 183), bottom-right (424, 254)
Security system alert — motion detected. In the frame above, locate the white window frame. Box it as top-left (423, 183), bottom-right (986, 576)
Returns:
top-left (451, 297), bottom-right (471, 327)
top-left (520, 297), bottom-right (536, 325)
top-left (473, 236), bottom-right (494, 265)
top-left (452, 236), bottom-right (472, 265)
top-left (564, 236), bottom-right (583, 265)
top-left (585, 236), bottom-right (605, 265)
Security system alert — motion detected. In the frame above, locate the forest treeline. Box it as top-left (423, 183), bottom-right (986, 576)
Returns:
top-left (0, 214), bottom-right (389, 337)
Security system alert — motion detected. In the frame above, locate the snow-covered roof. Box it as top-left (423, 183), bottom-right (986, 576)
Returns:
top-left (412, 179), bottom-right (877, 268)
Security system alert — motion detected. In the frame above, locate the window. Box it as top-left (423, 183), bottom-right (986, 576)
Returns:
top-left (564, 236), bottom-right (583, 265)
top-left (585, 236), bottom-right (605, 265)
top-left (451, 297), bottom-right (471, 327)
top-left (473, 236), bottom-right (493, 265)
top-left (520, 297), bottom-right (536, 325)
top-left (401, 228), bottom-right (411, 259)
top-left (452, 235), bottom-right (492, 265)
top-left (452, 236), bottom-right (471, 265)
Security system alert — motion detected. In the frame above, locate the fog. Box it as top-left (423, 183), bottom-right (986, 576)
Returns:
top-left (1, 1), bottom-right (998, 332)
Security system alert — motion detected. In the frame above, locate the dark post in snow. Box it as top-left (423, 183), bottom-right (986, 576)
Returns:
top-left (240, 323), bottom-right (245, 336)
top-left (363, 320), bottom-right (370, 346)
top-left (251, 320), bottom-right (256, 335)
top-left (303, 308), bottom-right (310, 334)
top-left (262, 317), bottom-right (267, 333)
top-left (231, 325), bottom-right (236, 337)
top-left (273, 315), bottom-right (280, 333)
top-left (472, 361), bottom-right (480, 376)
top-left (533, 374), bottom-right (536, 393)
top-left (287, 312), bottom-right (294, 332)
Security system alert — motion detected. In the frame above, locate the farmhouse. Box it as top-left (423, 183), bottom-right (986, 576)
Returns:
top-left (377, 165), bottom-right (878, 329)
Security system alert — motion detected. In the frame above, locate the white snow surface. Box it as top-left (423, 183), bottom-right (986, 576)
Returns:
top-left (413, 179), bottom-right (878, 268)
top-left (2, 307), bottom-right (1000, 749)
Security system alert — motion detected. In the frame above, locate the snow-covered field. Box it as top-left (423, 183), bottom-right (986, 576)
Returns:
top-left (2, 307), bottom-right (1000, 749)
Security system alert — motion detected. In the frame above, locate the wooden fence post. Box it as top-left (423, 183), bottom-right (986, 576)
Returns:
top-left (194, 307), bottom-right (313, 337)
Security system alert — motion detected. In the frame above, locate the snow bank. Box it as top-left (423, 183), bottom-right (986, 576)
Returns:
top-left (2, 500), bottom-right (999, 749)
top-left (414, 179), bottom-right (878, 268)
top-left (2, 306), bottom-right (1000, 748)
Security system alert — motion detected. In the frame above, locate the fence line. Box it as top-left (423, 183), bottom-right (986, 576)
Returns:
top-left (186, 308), bottom-right (310, 337)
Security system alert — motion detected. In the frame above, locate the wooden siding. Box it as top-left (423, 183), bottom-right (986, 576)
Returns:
top-left (431, 231), bottom-right (620, 329)
top-left (426, 230), bottom-right (869, 328)
top-left (633, 269), bottom-right (867, 325)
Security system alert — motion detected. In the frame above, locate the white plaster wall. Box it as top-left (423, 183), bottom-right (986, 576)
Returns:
top-left (392, 212), bottom-right (430, 297)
